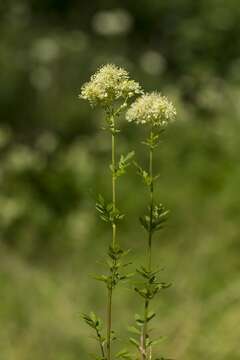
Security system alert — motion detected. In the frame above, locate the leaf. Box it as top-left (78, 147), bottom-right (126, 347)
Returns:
top-left (82, 312), bottom-right (102, 331)
top-left (158, 282), bottom-right (172, 290)
top-left (122, 261), bottom-right (132, 268)
top-left (139, 215), bottom-right (150, 232)
top-left (134, 162), bottom-right (152, 186)
top-left (148, 336), bottom-right (166, 347)
top-left (151, 204), bottom-right (170, 233)
top-left (147, 311), bottom-right (156, 323)
top-left (96, 194), bottom-right (124, 224)
top-left (142, 130), bottom-right (164, 149)
top-left (134, 313), bottom-right (144, 325)
top-left (93, 274), bottom-right (109, 284)
top-left (95, 195), bottom-right (112, 223)
top-left (90, 311), bottom-right (97, 322)
top-left (129, 337), bottom-right (139, 348)
top-left (115, 151), bottom-right (135, 177)
top-left (136, 266), bottom-right (150, 279)
top-left (119, 273), bottom-right (134, 281)
top-left (134, 286), bottom-right (148, 299)
top-left (115, 349), bottom-right (131, 359)
top-left (128, 326), bottom-right (141, 335)
top-left (89, 352), bottom-right (106, 360)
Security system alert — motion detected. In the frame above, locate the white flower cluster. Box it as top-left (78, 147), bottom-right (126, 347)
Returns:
top-left (79, 64), bottom-right (142, 107)
top-left (126, 92), bottom-right (176, 127)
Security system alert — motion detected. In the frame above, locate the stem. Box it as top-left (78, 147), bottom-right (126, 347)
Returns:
top-left (142, 131), bottom-right (154, 360)
top-left (142, 299), bottom-right (149, 360)
top-left (112, 125), bottom-right (116, 248)
top-left (96, 329), bottom-right (105, 359)
top-left (148, 145), bottom-right (154, 271)
top-left (107, 287), bottom-right (113, 360)
top-left (107, 114), bottom-right (117, 360)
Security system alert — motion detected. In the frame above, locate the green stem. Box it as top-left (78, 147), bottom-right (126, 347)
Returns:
top-left (107, 287), bottom-right (113, 360)
top-left (142, 131), bottom-right (154, 360)
top-left (148, 145), bottom-right (154, 271)
top-left (106, 115), bottom-right (117, 360)
top-left (96, 328), bottom-right (105, 359)
top-left (112, 126), bottom-right (116, 248)
top-left (142, 299), bottom-right (149, 360)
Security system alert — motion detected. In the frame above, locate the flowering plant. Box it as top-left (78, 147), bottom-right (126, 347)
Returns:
top-left (126, 92), bottom-right (176, 360)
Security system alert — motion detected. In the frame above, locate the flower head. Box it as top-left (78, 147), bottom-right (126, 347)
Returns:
top-left (79, 64), bottom-right (142, 107)
top-left (126, 92), bottom-right (176, 127)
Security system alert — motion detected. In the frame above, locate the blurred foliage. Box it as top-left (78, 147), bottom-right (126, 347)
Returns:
top-left (0, 0), bottom-right (240, 359)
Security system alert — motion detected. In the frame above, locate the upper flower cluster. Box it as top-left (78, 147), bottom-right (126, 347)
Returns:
top-left (79, 64), bottom-right (142, 107)
top-left (126, 92), bottom-right (176, 127)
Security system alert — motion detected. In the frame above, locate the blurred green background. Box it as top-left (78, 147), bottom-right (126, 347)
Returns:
top-left (0, 0), bottom-right (240, 359)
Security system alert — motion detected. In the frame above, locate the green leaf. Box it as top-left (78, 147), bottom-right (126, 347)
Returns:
top-left (96, 195), bottom-right (124, 224)
top-left (139, 203), bottom-right (169, 234)
top-left (142, 130), bottom-right (165, 149)
top-left (129, 337), bottom-right (139, 348)
top-left (115, 151), bottom-right (135, 177)
top-left (89, 353), bottom-right (106, 360)
top-left (134, 286), bottom-right (148, 299)
top-left (128, 326), bottom-right (141, 335)
top-left (115, 349), bottom-right (132, 359)
top-left (136, 266), bottom-right (151, 279)
top-left (134, 162), bottom-right (152, 186)
top-left (151, 204), bottom-right (170, 233)
top-left (148, 336), bottom-right (166, 347)
top-left (134, 313), bottom-right (144, 325)
top-left (82, 312), bottom-right (102, 331)
top-left (139, 215), bottom-right (150, 232)
top-left (93, 275), bottom-right (109, 284)
top-left (147, 311), bottom-right (156, 323)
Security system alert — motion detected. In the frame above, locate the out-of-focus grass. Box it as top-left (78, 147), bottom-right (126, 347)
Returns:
top-left (1, 112), bottom-right (240, 359)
